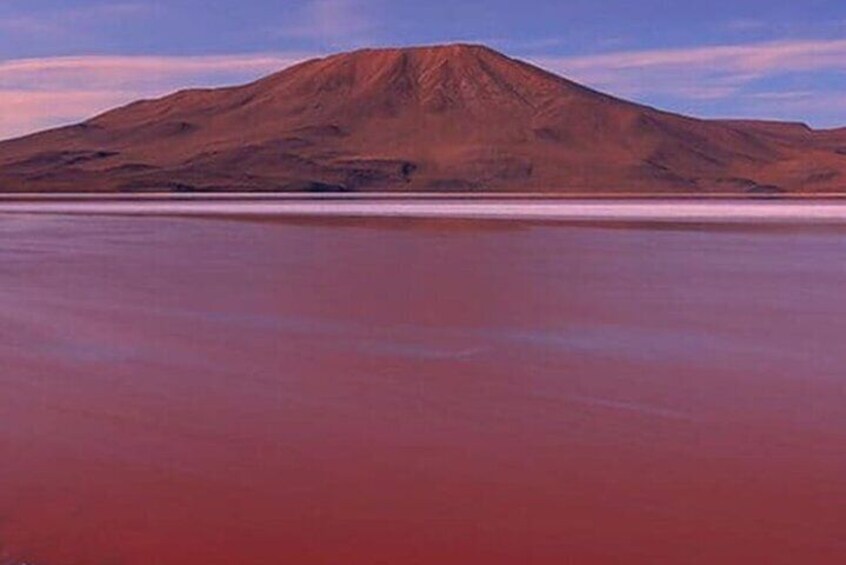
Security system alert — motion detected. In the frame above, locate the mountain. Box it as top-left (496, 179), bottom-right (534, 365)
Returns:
top-left (1, 44), bottom-right (845, 193)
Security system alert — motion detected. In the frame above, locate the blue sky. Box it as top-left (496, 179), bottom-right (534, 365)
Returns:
top-left (1, 0), bottom-right (845, 139)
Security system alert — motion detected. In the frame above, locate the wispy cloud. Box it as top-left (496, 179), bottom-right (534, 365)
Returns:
top-left (533, 38), bottom-right (846, 100)
top-left (0, 53), bottom-right (312, 140)
top-left (721, 17), bottom-right (846, 39)
top-left (0, 2), bottom-right (153, 38)
top-left (0, 54), bottom-right (312, 90)
top-left (276, 0), bottom-right (378, 45)
top-left (724, 19), bottom-right (769, 32)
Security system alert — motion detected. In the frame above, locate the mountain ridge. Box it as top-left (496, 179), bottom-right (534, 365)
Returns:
top-left (1, 43), bottom-right (845, 193)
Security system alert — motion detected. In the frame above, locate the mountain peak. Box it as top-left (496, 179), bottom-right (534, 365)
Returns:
top-left (308, 43), bottom-right (509, 71)
top-left (248, 41), bottom-right (591, 121)
top-left (335, 42), bottom-right (499, 58)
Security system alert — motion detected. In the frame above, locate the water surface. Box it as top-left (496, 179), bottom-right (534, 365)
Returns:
top-left (1, 212), bottom-right (845, 564)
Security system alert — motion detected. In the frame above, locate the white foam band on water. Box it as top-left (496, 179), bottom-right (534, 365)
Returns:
top-left (3, 198), bottom-right (846, 222)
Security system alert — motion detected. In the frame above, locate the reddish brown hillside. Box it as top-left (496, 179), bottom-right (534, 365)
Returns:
top-left (1, 44), bottom-right (845, 193)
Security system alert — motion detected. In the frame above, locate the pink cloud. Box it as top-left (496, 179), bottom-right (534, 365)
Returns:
top-left (0, 90), bottom-right (133, 139)
top-left (541, 39), bottom-right (846, 75)
top-left (0, 54), bottom-right (312, 90)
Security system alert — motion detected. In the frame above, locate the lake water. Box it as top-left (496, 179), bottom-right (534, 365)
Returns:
top-left (1, 204), bottom-right (845, 564)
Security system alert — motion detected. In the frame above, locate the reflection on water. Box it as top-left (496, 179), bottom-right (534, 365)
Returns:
top-left (1, 214), bottom-right (845, 564)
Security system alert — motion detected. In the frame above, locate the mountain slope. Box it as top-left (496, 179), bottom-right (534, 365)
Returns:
top-left (1, 44), bottom-right (845, 193)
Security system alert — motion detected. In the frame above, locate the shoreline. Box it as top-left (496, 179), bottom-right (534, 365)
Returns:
top-left (5, 198), bottom-right (846, 224)
top-left (3, 191), bottom-right (846, 203)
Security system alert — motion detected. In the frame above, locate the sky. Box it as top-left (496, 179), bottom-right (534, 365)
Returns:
top-left (1, 0), bottom-right (845, 139)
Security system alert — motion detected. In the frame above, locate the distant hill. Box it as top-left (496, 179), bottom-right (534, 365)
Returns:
top-left (1, 44), bottom-right (845, 193)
